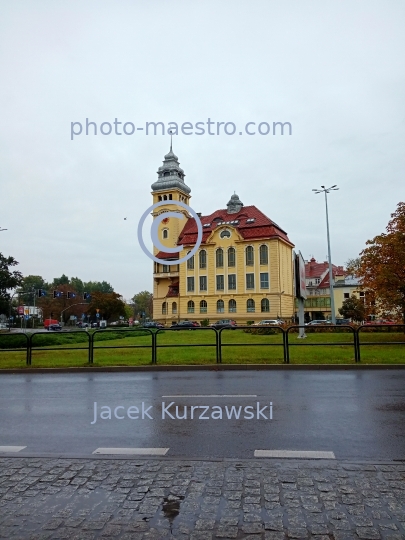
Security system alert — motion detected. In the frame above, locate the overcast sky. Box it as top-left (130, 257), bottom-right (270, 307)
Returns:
top-left (1, 0), bottom-right (404, 300)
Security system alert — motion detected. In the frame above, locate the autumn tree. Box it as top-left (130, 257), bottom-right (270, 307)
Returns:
top-left (86, 291), bottom-right (126, 321)
top-left (354, 202), bottom-right (405, 323)
top-left (338, 295), bottom-right (365, 322)
top-left (37, 283), bottom-right (88, 323)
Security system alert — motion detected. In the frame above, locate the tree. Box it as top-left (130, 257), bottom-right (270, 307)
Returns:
top-left (37, 283), bottom-right (87, 323)
top-left (87, 291), bottom-right (126, 321)
top-left (83, 281), bottom-right (114, 294)
top-left (345, 258), bottom-right (361, 276)
top-left (17, 275), bottom-right (48, 305)
top-left (354, 202), bottom-right (405, 323)
top-left (338, 295), bottom-right (365, 322)
top-left (131, 291), bottom-right (153, 319)
top-left (0, 253), bottom-right (23, 315)
top-left (52, 274), bottom-right (70, 287)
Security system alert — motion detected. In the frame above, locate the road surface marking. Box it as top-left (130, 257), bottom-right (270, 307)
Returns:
top-left (254, 450), bottom-right (335, 459)
top-left (92, 448), bottom-right (169, 456)
top-left (162, 395), bottom-right (257, 398)
top-left (0, 446), bottom-right (26, 453)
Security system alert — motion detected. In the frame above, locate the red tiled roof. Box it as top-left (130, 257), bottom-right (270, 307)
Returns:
top-left (177, 205), bottom-right (294, 246)
top-left (305, 257), bottom-right (344, 280)
top-left (155, 251), bottom-right (179, 260)
top-left (166, 282), bottom-right (179, 297)
top-left (318, 268), bottom-right (345, 288)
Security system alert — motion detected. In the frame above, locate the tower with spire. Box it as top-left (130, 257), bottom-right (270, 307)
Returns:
top-left (151, 144), bottom-right (192, 255)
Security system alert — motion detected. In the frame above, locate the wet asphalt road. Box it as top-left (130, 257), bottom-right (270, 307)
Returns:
top-left (0, 370), bottom-right (404, 460)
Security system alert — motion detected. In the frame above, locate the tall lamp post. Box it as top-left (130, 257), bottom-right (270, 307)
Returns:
top-left (312, 185), bottom-right (339, 324)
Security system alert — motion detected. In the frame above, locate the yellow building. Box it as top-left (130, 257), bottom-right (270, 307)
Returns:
top-left (152, 146), bottom-right (295, 325)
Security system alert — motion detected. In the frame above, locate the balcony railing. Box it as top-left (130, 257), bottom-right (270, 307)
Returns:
top-left (154, 271), bottom-right (180, 278)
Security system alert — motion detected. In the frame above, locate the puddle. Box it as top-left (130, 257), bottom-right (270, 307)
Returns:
top-left (162, 495), bottom-right (184, 531)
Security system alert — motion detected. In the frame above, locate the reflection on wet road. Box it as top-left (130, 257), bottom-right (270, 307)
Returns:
top-left (0, 370), bottom-right (404, 459)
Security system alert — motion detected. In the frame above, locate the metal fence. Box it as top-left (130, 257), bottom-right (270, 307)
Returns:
top-left (0, 324), bottom-right (404, 366)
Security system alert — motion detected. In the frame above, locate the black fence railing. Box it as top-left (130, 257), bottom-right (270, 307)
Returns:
top-left (0, 324), bottom-right (404, 366)
top-left (285, 325), bottom-right (358, 363)
top-left (155, 327), bottom-right (218, 364)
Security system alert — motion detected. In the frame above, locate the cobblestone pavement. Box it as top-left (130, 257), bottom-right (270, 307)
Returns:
top-left (0, 457), bottom-right (404, 539)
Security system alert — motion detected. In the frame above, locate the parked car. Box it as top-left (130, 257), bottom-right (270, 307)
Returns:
top-left (47, 324), bottom-right (62, 331)
top-left (142, 321), bottom-right (165, 329)
top-left (255, 319), bottom-right (283, 326)
top-left (171, 321), bottom-right (199, 330)
top-left (305, 320), bottom-right (334, 326)
top-left (211, 319), bottom-right (237, 329)
top-left (335, 318), bottom-right (351, 325)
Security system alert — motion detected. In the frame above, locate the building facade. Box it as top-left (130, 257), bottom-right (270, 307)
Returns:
top-left (152, 147), bottom-right (295, 325)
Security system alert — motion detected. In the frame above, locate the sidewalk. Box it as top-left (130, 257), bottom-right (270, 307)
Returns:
top-left (0, 456), bottom-right (404, 539)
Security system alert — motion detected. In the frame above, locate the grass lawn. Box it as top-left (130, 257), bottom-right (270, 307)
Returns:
top-left (0, 328), bottom-right (404, 368)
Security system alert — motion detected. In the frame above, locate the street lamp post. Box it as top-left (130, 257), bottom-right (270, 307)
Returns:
top-left (312, 185), bottom-right (339, 324)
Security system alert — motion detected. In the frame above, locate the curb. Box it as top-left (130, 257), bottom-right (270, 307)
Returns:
top-left (0, 364), bottom-right (404, 374)
top-left (0, 453), bottom-right (404, 463)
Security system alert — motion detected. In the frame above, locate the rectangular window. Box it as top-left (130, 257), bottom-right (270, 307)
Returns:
top-left (260, 272), bottom-right (269, 289)
top-left (162, 265), bottom-right (169, 273)
top-left (228, 248), bottom-right (236, 267)
top-left (199, 276), bottom-right (207, 291)
top-left (344, 292), bottom-right (350, 299)
top-left (228, 274), bottom-right (236, 290)
top-left (216, 275), bottom-right (224, 291)
top-left (187, 277), bottom-right (194, 292)
top-left (246, 273), bottom-right (255, 289)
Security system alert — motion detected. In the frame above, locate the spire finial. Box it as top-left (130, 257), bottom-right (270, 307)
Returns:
top-left (168, 128), bottom-right (173, 152)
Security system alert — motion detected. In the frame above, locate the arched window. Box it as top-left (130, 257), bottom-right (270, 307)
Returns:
top-left (169, 194), bottom-right (172, 200)
top-left (163, 195), bottom-right (167, 200)
top-left (261, 298), bottom-right (270, 313)
top-left (246, 246), bottom-right (254, 266)
top-left (187, 253), bottom-right (194, 270)
top-left (228, 247), bottom-right (236, 267)
top-left (200, 300), bottom-right (207, 314)
top-left (162, 302), bottom-right (167, 315)
top-left (216, 248), bottom-right (224, 268)
top-left (158, 195), bottom-right (162, 201)
top-left (229, 299), bottom-right (237, 313)
top-left (162, 229), bottom-right (168, 239)
top-left (187, 300), bottom-right (195, 313)
top-left (259, 245), bottom-right (268, 265)
top-left (172, 302), bottom-right (177, 314)
top-left (247, 299), bottom-right (255, 312)
top-left (199, 249), bottom-right (207, 269)
top-left (217, 299), bottom-right (225, 313)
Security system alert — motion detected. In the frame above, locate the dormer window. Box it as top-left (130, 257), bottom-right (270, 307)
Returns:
top-left (220, 229), bottom-right (231, 239)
